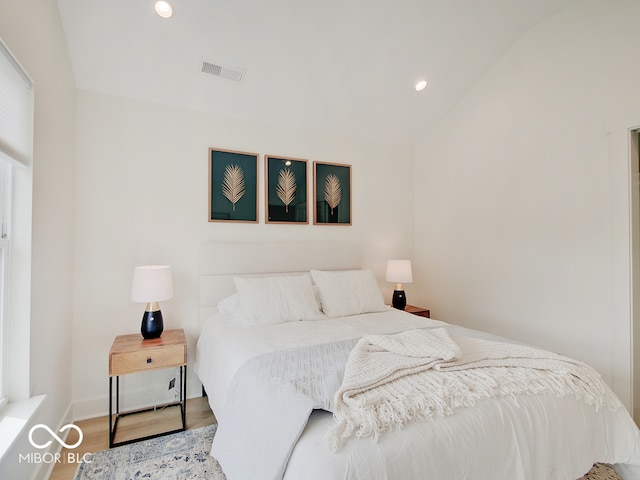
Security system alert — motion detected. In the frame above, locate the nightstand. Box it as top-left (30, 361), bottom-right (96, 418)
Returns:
top-left (404, 305), bottom-right (430, 318)
top-left (108, 328), bottom-right (187, 447)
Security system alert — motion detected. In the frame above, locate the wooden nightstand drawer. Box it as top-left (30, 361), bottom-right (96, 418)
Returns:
top-left (109, 329), bottom-right (187, 376)
top-left (110, 345), bottom-right (185, 376)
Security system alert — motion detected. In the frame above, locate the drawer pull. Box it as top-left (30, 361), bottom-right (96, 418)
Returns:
top-left (146, 358), bottom-right (152, 364)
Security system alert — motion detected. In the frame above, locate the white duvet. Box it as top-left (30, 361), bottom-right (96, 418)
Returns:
top-left (194, 308), bottom-right (640, 480)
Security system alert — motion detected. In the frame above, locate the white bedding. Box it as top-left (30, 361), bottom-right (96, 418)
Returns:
top-left (195, 307), bottom-right (446, 419)
top-left (194, 308), bottom-right (640, 480)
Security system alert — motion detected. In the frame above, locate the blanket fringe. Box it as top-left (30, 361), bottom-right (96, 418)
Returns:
top-left (325, 365), bottom-right (621, 452)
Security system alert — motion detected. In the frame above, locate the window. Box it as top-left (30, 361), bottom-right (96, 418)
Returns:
top-left (0, 37), bottom-right (33, 406)
top-left (0, 162), bottom-right (8, 408)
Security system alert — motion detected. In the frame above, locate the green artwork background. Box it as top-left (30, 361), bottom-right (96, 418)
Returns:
top-left (210, 150), bottom-right (258, 221)
top-left (314, 163), bottom-right (351, 224)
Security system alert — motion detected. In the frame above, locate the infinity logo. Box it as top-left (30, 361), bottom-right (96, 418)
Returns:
top-left (28, 424), bottom-right (83, 450)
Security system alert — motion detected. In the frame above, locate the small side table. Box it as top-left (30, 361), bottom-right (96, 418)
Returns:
top-left (108, 328), bottom-right (187, 447)
top-left (404, 305), bottom-right (430, 318)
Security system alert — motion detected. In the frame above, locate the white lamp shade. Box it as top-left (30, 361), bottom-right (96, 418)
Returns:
top-left (131, 265), bottom-right (174, 303)
top-left (385, 260), bottom-right (413, 283)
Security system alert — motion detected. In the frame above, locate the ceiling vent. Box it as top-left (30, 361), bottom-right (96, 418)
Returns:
top-left (200, 59), bottom-right (245, 83)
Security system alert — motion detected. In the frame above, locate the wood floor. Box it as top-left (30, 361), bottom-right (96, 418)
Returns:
top-left (48, 396), bottom-right (216, 480)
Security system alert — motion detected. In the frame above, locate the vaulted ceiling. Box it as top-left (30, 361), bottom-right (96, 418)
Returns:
top-left (56, 0), bottom-right (576, 146)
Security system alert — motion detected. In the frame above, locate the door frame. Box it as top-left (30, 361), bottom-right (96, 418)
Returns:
top-left (606, 104), bottom-right (640, 420)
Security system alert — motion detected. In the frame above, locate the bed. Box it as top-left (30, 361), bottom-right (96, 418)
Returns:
top-left (194, 242), bottom-right (640, 480)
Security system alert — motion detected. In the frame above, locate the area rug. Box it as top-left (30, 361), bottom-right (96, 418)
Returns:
top-left (73, 423), bottom-right (619, 480)
top-left (73, 424), bottom-right (225, 480)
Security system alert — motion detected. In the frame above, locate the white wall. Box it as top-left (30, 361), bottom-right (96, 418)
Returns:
top-left (413, 0), bottom-right (640, 404)
top-left (72, 91), bottom-right (415, 417)
top-left (8, 0), bottom-right (635, 461)
top-left (0, 0), bottom-right (76, 478)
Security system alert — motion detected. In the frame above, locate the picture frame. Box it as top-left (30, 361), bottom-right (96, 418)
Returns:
top-left (313, 161), bottom-right (352, 225)
top-left (265, 155), bottom-right (308, 224)
top-left (209, 148), bottom-right (258, 223)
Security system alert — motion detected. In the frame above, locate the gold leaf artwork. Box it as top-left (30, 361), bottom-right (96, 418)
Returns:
top-left (324, 173), bottom-right (342, 215)
top-left (221, 164), bottom-right (245, 211)
top-left (276, 168), bottom-right (296, 213)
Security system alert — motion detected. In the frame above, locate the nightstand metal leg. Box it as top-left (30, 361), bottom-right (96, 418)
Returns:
top-left (115, 375), bottom-right (120, 416)
top-left (182, 365), bottom-right (187, 429)
top-left (109, 375), bottom-right (122, 447)
top-left (109, 376), bottom-right (113, 447)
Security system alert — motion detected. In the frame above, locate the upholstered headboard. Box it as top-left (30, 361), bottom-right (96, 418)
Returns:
top-left (198, 241), bottom-right (362, 323)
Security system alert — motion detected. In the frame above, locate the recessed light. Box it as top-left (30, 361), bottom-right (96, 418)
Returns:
top-left (415, 80), bottom-right (427, 92)
top-left (155, 1), bottom-right (173, 18)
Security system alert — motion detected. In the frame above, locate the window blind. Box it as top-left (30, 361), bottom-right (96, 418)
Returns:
top-left (0, 38), bottom-right (33, 167)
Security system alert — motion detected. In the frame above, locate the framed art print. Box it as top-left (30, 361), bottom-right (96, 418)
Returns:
top-left (265, 155), bottom-right (308, 224)
top-left (209, 148), bottom-right (258, 222)
top-left (313, 161), bottom-right (352, 225)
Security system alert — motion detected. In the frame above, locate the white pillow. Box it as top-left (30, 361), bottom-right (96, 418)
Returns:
top-left (310, 269), bottom-right (387, 318)
top-left (233, 274), bottom-right (325, 326)
top-left (217, 293), bottom-right (239, 315)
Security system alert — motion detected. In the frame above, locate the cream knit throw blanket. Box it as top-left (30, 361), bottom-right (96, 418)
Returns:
top-left (326, 328), bottom-right (621, 451)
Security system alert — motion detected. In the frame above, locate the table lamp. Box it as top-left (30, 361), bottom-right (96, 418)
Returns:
top-left (131, 265), bottom-right (173, 339)
top-left (385, 259), bottom-right (413, 310)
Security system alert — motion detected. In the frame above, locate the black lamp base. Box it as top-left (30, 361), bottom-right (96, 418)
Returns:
top-left (141, 310), bottom-right (164, 339)
top-left (391, 290), bottom-right (407, 310)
